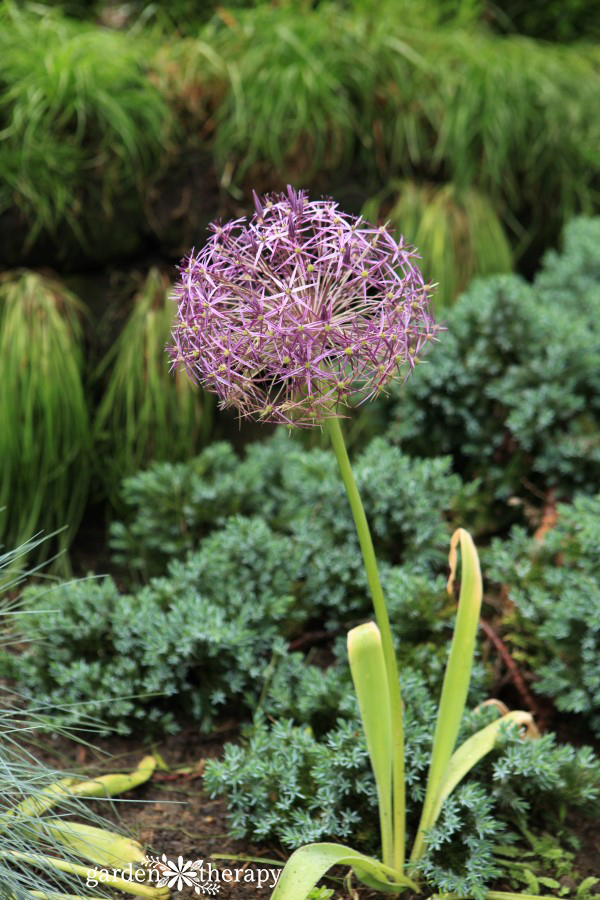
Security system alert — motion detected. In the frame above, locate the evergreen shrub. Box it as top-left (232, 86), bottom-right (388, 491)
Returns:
top-left (386, 255), bottom-right (600, 512)
top-left (485, 493), bottom-right (600, 737)
top-left (110, 434), bottom-right (465, 579)
top-left (12, 437), bottom-right (466, 732)
top-left (12, 573), bottom-right (290, 734)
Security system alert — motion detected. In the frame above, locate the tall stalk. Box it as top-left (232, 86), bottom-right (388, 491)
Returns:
top-left (326, 416), bottom-right (405, 872)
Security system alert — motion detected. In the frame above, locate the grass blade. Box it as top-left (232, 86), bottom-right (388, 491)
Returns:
top-left (0, 272), bottom-right (90, 567)
top-left (1, 851), bottom-right (167, 899)
top-left (94, 269), bottom-right (212, 503)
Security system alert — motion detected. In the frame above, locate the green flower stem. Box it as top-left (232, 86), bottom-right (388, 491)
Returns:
top-left (326, 416), bottom-right (405, 873)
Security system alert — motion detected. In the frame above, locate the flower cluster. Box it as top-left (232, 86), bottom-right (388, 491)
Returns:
top-left (168, 186), bottom-right (438, 426)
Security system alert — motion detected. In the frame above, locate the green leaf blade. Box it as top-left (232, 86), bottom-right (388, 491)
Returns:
top-left (410, 528), bottom-right (483, 861)
top-left (348, 622), bottom-right (393, 867)
top-left (270, 843), bottom-right (417, 900)
top-left (429, 710), bottom-right (536, 827)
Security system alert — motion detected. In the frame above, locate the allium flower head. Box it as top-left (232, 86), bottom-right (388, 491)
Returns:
top-left (168, 186), bottom-right (438, 426)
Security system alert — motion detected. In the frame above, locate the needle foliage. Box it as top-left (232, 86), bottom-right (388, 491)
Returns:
top-left (385, 220), bottom-right (600, 516)
top-left (8, 436), bottom-right (468, 733)
top-left (485, 492), bottom-right (600, 738)
top-left (206, 669), bottom-right (600, 896)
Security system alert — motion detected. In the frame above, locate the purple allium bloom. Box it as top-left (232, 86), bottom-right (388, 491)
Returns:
top-left (168, 186), bottom-right (438, 426)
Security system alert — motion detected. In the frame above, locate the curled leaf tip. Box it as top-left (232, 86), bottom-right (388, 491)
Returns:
top-left (447, 527), bottom-right (481, 597)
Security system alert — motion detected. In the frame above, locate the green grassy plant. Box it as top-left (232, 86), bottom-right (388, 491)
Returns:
top-left (371, 25), bottom-right (598, 217)
top-left (363, 181), bottom-right (513, 308)
top-left (490, 0), bottom-right (600, 42)
top-left (207, 5), bottom-right (598, 205)
top-left (150, 34), bottom-right (225, 124)
top-left (0, 543), bottom-right (166, 900)
top-left (94, 268), bottom-right (212, 502)
top-left (169, 4), bottom-right (599, 288)
top-left (0, 1), bottom-right (172, 253)
top-left (0, 271), bottom-right (90, 562)
top-left (203, 4), bottom-right (364, 189)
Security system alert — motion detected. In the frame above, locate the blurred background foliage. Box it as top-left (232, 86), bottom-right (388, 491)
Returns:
top-left (0, 0), bottom-right (599, 560)
top-left (93, 267), bottom-right (212, 505)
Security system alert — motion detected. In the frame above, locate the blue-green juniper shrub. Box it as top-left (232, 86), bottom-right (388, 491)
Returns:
top-left (110, 434), bottom-right (466, 580)
top-left (10, 573), bottom-right (291, 734)
top-left (534, 216), bottom-right (600, 316)
top-left (9, 560), bottom-right (459, 735)
top-left (484, 492), bottom-right (600, 737)
top-left (10, 437), bottom-right (468, 734)
top-left (385, 224), bottom-right (600, 516)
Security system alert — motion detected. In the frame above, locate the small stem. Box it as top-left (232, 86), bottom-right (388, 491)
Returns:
top-left (326, 416), bottom-right (405, 872)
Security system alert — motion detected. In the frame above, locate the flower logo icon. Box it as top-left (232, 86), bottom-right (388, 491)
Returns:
top-left (144, 854), bottom-right (220, 894)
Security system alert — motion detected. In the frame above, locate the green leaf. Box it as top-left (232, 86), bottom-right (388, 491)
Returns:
top-left (11, 778), bottom-right (77, 819)
top-left (538, 877), bottom-right (561, 889)
top-left (486, 894), bottom-right (557, 900)
top-left (577, 877), bottom-right (600, 898)
top-left (522, 868), bottom-right (541, 893)
top-left (10, 757), bottom-right (156, 824)
top-left (429, 710), bottom-right (536, 826)
top-left (68, 756), bottom-right (156, 798)
top-left (44, 820), bottom-right (145, 869)
top-left (347, 622), bottom-right (393, 867)
top-left (270, 843), bottom-right (418, 900)
top-left (410, 528), bottom-right (483, 861)
top-left (29, 893), bottom-right (104, 899)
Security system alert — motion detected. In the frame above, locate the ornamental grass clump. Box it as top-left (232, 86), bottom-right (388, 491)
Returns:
top-left (168, 188), bottom-right (547, 898)
top-left (0, 1), bottom-right (171, 254)
top-left (0, 542), bottom-right (167, 900)
top-left (94, 268), bottom-right (212, 503)
top-left (0, 271), bottom-right (90, 564)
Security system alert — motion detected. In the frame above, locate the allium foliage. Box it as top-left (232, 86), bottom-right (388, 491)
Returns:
top-left (169, 187), bottom-right (437, 425)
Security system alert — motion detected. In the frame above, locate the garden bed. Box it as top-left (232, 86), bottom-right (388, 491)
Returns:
top-left (30, 719), bottom-right (600, 898)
